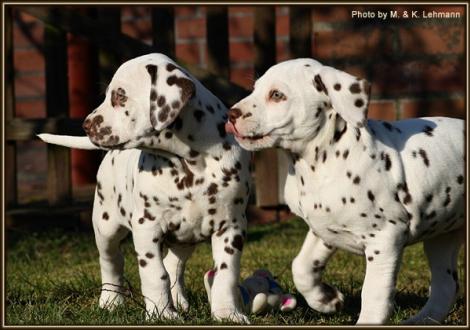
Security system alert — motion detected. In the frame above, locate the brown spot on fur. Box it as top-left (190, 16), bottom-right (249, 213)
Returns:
top-left (166, 75), bottom-right (195, 106)
top-left (355, 99), bottom-right (364, 107)
top-left (418, 148), bottom-right (430, 167)
top-left (144, 209), bottom-right (155, 221)
top-left (314, 74), bottom-right (328, 95)
top-left (207, 183), bottom-right (218, 196)
top-left (232, 235), bottom-right (244, 251)
top-left (423, 125), bottom-right (434, 136)
top-left (367, 190), bottom-right (375, 202)
top-left (349, 82), bottom-right (361, 93)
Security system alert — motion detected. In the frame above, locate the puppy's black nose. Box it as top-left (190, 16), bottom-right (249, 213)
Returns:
top-left (228, 108), bottom-right (242, 124)
top-left (82, 118), bottom-right (92, 134)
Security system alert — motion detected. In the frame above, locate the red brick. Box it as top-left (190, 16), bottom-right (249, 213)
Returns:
top-left (230, 40), bottom-right (254, 62)
top-left (176, 17), bottom-right (206, 39)
top-left (276, 9), bottom-right (289, 37)
top-left (15, 74), bottom-right (45, 98)
top-left (276, 40), bottom-right (290, 62)
top-left (15, 98), bottom-right (46, 118)
top-left (14, 48), bottom-right (44, 72)
top-left (313, 28), bottom-right (392, 60)
top-left (341, 65), bottom-right (368, 80)
top-left (13, 10), bottom-right (42, 24)
top-left (230, 66), bottom-right (254, 89)
top-left (229, 15), bottom-right (253, 38)
top-left (176, 43), bottom-right (202, 65)
top-left (229, 6), bottom-right (253, 16)
top-left (312, 5), bottom-right (357, 23)
top-left (13, 20), bottom-right (44, 49)
top-left (399, 25), bottom-right (464, 55)
top-left (372, 58), bottom-right (465, 95)
top-left (368, 100), bottom-right (397, 121)
top-left (175, 6), bottom-right (204, 18)
top-left (401, 98), bottom-right (465, 119)
top-left (276, 6), bottom-right (289, 16)
top-left (122, 17), bottom-right (153, 43)
top-left (121, 6), bottom-right (151, 20)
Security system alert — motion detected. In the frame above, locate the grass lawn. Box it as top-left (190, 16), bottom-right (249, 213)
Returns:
top-left (5, 217), bottom-right (465, 325)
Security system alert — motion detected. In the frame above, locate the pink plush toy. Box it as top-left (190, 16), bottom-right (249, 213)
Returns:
top-left (204, 268), bottom-right (297, 315)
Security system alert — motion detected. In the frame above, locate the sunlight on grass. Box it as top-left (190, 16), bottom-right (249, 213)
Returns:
top-left (5, 218), bottom-right (465, 325)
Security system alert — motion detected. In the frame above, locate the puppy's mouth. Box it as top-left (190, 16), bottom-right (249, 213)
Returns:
top-left (225, 122), bottom-right (267, 141)
top-left (89, 137), bottom-right (129, 150)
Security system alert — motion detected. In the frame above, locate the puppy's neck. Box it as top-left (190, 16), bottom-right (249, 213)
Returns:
top-left (135, 94), bottom-right (244, 168)
top-left (292, 112), bottom-right (355, 164)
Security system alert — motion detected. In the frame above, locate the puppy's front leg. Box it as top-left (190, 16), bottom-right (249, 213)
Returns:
top-left (210, 227), bottom-right (248, 324)
top-left (356, 231), bottom-right (405, 324)
top-left (292, 230), bottom-right (344, 313)
top-left (132, 224), bottom-right (178, 320)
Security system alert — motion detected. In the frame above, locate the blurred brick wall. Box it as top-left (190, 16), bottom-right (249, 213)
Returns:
top-left (11, 5), bottom-right (465, 202)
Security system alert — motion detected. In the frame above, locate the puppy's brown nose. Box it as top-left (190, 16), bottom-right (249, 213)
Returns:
top-left (82, 118), bottom-right (92, 134)
top-left (228, 108), bottom-right (242, 124)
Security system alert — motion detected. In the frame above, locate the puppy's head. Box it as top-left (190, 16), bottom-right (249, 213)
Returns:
top-left (226, 58), bottom-right (371, 151)
top-left (83, 53), bottom-right (195, 148)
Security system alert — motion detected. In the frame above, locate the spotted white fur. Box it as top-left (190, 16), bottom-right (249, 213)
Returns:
top-left (227, 58), bottom-right (465, 324)
top-left (39, 54), bottom-right (251, 323)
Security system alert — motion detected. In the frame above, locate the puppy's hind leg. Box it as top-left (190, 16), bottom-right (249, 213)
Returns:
top-left (403, 230), bottom-right (464, 324)
top-left (163, 244), bottom-right (195, 312)
top-left (93, 211), bottom-right (129, 310)
top-left (292, 230), bottom-right (344, 314)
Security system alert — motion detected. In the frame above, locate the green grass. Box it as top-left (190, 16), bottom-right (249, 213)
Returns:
top-left (5, 218), bottom-right (465, 325)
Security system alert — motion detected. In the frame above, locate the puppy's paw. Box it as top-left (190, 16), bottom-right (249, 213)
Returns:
top-left (99, 290), bottom-right (125, 310)
top-left (171, 290), bottom-right (189, 312)
top-left (145, 306), bottom-right (180, 321)
top-left (303, 283), bottom-right (344, 313)
top-left (212, 308), bottom-right (250, 324)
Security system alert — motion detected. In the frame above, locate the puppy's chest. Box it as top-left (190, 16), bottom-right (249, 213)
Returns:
top-left (288, 161), bottom-right (393, 254)
top-left (130, 152), bottom-right (247, 243)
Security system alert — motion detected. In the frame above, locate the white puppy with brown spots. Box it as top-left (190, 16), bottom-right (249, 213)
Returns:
top-left (226, 58), bottom-right (464, 324)
top-left (39, 53), bottom-right (251, 323)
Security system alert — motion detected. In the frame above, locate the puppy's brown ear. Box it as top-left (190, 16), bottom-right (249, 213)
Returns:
top-left (146, 62), bottom-right (196, 131)
top-left (315, 66), bottom-right (371, 128)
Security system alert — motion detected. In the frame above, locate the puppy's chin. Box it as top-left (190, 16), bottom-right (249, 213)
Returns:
top-left (89, 136), bottom-right (130, 150)
top-left (234, 135), bottom-right (275, 151)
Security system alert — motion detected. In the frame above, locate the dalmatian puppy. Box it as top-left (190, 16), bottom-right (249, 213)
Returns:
top-left (39, 53), bottom-right (251, 323)
top-left (226, 58), bottom-right (464, 324)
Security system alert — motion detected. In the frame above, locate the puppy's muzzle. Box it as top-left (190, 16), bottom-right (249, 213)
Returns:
top-left (226, 108), bottom-right (243, 135)
top-left (82, 115), bottom-right (120, 147)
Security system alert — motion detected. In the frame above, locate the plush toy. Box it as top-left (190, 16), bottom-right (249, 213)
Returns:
top-left (204, 268), bottom-right (297, 315)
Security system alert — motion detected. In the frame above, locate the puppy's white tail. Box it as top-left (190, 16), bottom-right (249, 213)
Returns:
top-left (37, 134), bottom-right (101, 150)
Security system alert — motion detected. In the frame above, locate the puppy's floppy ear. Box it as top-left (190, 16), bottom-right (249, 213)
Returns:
top-left (146, 62), bottom-right (196, 131)
top-left (315, 66), bottom-right (371, 128)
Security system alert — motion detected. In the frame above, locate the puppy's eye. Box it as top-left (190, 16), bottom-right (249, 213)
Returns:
top-left (116, 88), bottom-right (126, 97)
top-left (269, 89), bottom-right (286, 102)
top-left (111, 87), bottom-right (128, 108)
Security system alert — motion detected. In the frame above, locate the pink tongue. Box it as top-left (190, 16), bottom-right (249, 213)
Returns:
top-left (225, 122), bottom-right (237, 135)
